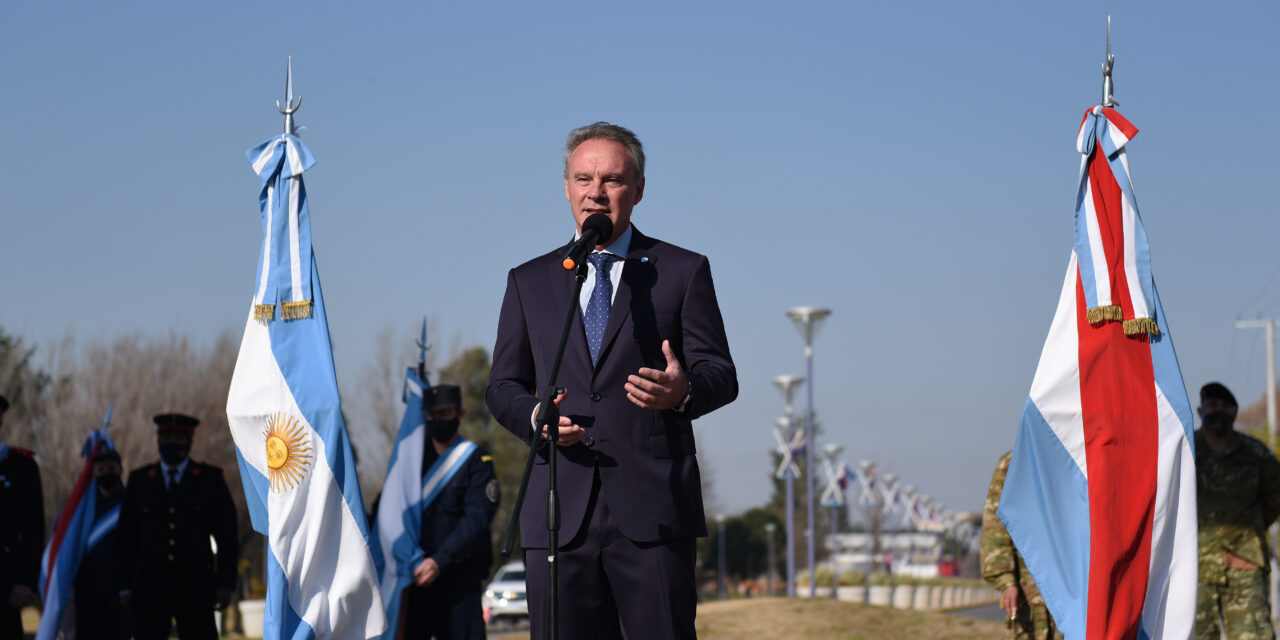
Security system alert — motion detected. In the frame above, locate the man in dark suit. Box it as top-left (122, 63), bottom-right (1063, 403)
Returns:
top-left (486, 122), bottom-right (738, 639)
top-left (403, 384), bottom-right (499, 640)
top-left (0, 394), bottom-right (43, 640)
top-left (117, 413), bottom-right (238, 640)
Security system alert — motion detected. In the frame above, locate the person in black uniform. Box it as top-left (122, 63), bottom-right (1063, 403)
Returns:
top-left (117, 413), bottom-right (238, 640)
top-left (0, 394), bottom-right (43, 640)
top-left (403, 384), bottom-right (500, 640)
top-left (73, 445), bottom-right (131, 640)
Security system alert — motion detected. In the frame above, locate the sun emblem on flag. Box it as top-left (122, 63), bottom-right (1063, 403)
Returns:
top-left (263, 412), bottom-right (313, 493)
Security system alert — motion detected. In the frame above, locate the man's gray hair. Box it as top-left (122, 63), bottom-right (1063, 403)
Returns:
top-left (563, 122), bottom-right (645, 180)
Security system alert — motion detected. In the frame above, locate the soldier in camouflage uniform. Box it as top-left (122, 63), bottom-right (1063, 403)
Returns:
top-left (982, 451), bottom-right (1062, 640)
top-left (1195, 382), bottom-right (1280, 640)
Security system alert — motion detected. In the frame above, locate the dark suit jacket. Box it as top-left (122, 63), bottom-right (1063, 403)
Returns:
top-left (486, 227), bottom-right (737, 547)
top-left (0, 448), bottom-right (43, 594)
top-left (117, 460), bottom-right (238, 606)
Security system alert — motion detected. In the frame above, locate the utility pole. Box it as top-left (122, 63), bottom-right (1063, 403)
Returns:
top-left (1235, 316), bottom-right (1279, 624)
top-left (1236, 317), bottom-right (1277, 440)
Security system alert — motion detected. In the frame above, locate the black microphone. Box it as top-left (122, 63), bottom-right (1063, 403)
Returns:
top-left (561, 213), bottom-right (615, 271)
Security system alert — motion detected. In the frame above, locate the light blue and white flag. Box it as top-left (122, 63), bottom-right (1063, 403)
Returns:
top-left (227, 132), bottom-right (386, 640)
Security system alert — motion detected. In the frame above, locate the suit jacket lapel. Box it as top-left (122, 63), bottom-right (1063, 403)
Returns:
top-left (548, 242), bottom-right (593, 371)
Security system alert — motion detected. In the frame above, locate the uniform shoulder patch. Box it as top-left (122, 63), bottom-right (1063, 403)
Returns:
top-left (485, 478), bottom-right (500, 504)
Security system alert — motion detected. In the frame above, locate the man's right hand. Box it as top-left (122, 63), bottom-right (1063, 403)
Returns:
top-left (1002, 585), bottom-right (1019, 618)
top-left (535, 389), bottom-right (585, 447)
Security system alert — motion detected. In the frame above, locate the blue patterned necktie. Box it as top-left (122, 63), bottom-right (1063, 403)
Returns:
top-left (585, 253), bottom-right (618, 365)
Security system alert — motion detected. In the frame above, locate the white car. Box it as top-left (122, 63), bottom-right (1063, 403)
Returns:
top-left (483, 561), bottom-right (528, 622)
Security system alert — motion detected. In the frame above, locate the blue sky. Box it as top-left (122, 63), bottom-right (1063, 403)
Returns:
top-left (2, 1), bottom-right (1278, 517)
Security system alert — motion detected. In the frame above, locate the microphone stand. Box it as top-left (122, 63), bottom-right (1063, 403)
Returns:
top-left (500, 258), bottom-right (589, 640)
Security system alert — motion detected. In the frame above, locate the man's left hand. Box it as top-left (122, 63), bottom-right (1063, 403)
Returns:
top-left (626, 340), bottom-right (689, 410)
top-left (413, 558), bottom-right (440, 587)
top-left (215, 588), bottom-right (233, 610)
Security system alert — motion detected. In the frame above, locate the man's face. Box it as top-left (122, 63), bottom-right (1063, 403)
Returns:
top-left (92, 459), bottom-right (122, 479)
top-left (564, 138), bottom-right (644, 248)
top-left (1198, 397), bottom-right (1238, 419)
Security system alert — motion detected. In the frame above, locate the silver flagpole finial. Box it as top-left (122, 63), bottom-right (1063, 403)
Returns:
top-left (1101, 15), bottom-right (1118, 108)
top-left (277, 56), bottom-right (302, 135)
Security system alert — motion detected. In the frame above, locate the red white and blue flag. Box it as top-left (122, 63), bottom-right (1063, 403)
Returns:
top-left (996, 106), bottom-right (1197, 640)
top-left (37, 408), bottom-right (117, 640)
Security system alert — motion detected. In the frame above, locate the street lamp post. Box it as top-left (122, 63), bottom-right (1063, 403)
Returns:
top-left (858, 459), bottom-right (878, 601)
top-left (772, 375), bottom-right (804, 597)
top-left (787, 306), bottom-right (831, 598)
top-left (822, 443), bottom-right (844, 600)
top-left (717, 514), bottom-right (727, 600)
top-left (765, 522), bottom-right (777, 597)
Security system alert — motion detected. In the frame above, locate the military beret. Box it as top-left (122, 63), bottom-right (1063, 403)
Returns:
top-left (1200, 382), bottom-right (1238, 409)
top-left (424, 385), bottom-right (462, 412)
top-left (153, 412), bottom-right (200, 433)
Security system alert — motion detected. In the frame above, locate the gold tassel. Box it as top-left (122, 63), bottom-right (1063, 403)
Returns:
top-left (281, 300), bottom-right (312, 320)
top-left (253, 304), bottom-right (276, 321)
top-left (1123, 317), bottom-right (1160, 337)
top-left (1086, 305), bottom-right (1123, 324)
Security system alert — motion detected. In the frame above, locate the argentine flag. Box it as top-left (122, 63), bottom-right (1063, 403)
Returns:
top-left (997, 106), bottom-right (1196, 640)
top-left (227, 132), bottom-right (386, 640)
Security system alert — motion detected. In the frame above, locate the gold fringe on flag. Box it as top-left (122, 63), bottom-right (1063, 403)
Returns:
top-left (281, 300), bottom-right (312, 320)
top-left (1123, 317), bottom-right (1160, 337)
top-left (1086, 305), bottom-right (1123, 325)
top-left (253, 304), bottom-right (276, 321)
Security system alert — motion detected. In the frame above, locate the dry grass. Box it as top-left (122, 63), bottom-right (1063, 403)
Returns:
top-left (695, 598), bottom-right (1002, 639)
top-left (490, 598), bottom-right (1003, 639)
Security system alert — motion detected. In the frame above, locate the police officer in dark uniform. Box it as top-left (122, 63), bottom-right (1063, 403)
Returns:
top-left (403, 385), bottom-right (500, 640)
top-left (0, 394), bottom-right (43, 640)
top-left (74, 445), bottom-right (130, 640)
top-left (117, 413), bottom-right (238, 640)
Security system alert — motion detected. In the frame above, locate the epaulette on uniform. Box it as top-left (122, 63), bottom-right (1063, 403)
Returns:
top-left (132, 464), bottom-right (160, 478)
top-left (191, 461), bottom-right (223, 476)
top-left (9, 447), bottom-right (35, 459)
top-left (1238, 433), bottom-right (1277, 459)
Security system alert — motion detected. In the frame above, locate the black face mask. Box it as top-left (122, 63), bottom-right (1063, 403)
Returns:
top-left (427, 418), bottom-right (460, 443)
top-left (1202, 410), bottom-right (1236, 437)
top-left (159, 442), bottom-right (190, 465)
top-left (97, 473), bottom-right (122, 492)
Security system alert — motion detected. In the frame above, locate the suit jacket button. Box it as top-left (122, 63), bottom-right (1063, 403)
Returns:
top-left (169, 507), bottom-right (176, 514)
top-left (590, 393), bottom-right (601, 402)
top-left (169, 523), bottom-right (175, 530)
top-left (168, 554), bottom-right (175, 561)
top-left (169, 539), bottom-right (176, 546)
top-left (582, 436), bottom-right (595, 447)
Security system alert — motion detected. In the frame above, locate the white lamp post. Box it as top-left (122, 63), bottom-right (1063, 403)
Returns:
top-left (786, 306), bottom-right (831, 598)
top-left (772, 374), bottom-right (804, 597)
